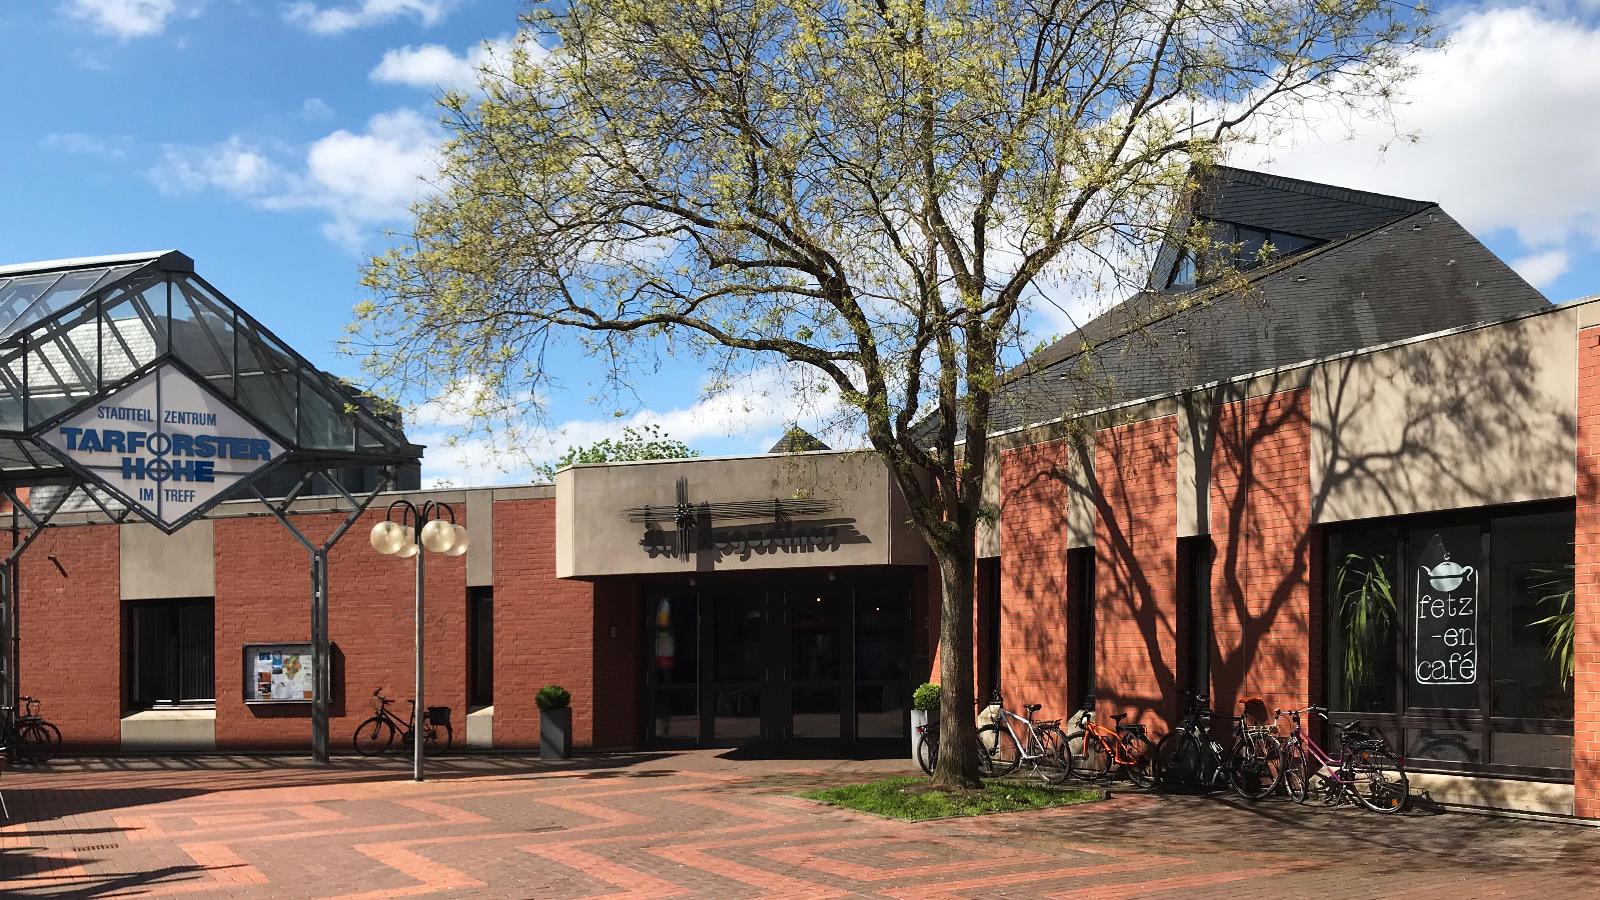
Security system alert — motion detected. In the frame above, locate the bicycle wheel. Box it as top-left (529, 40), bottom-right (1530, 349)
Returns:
top-left (17, 721), bottom-right (58, 765)
top-left (1154, 731), bottom-right (1202, 791)
top-left (1226, 732), bottom-right (1283, 801)
top-left (976, 724), bottom-right (1021, 778)
top-left (1065, 731), bottom-right (1111, 781)
top-left (1348, 746), bottom-right (1408, 814)
top-left (1281, 739), bottom-right (1309, 802)
top-left (353, 716), bottom-right (396, 756)
top-left (1033, 726), bottom-right (1073, 786)
top-left (425, 722), bottom-right (453, 755)
top-left (915, 731), bottom-right (938, 776)
top-left (1120, 732), bottom-right (1156, 788)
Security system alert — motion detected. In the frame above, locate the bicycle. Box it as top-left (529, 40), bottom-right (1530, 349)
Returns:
top-left (915, 699), bottom-right (1007, 777)
top-left (915, 718), bottom-right (938, 775)
top-left (1223, 697), bottom-right (1283, 801)
top-left (1277, 706), bottom-right (1408, 814)
top-left (975, 691), bottom-right (1073, 785)
top-left (1153, 691), bottom-right (1229, 792)
top-left (1063, 698), bottom-right (1155, 787)
top-left (353, 688), bottom-right (453, 756)
top-left (3, 696), bottom-right (61, 765)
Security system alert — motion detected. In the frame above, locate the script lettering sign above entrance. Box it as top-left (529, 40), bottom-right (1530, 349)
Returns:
top-left (624, 476), bottom-right (864, 564)
top-left (37, 364), bottom-right (285, 531)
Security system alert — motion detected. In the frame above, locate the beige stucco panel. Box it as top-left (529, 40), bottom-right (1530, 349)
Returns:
top-left (557, 451), bottom-right (927, 578)
top-left (1312, 306), bottom-right (1580, 523)
top-left (977, 444), bottom-right (1001, 558)
top-left (464, 488), bottom-right (494, 587)
top-left (120, 520), bottom-right (214, 599)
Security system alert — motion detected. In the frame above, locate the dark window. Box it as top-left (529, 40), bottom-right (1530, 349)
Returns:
top-left (1490, 512), bottom-right (1574, 721)
top-left (1325, 526), bottom-right (1402, 713)
top-left (1322, 504), bottom-right (1575, 778)
top-left (1408, 525), bottom-right (1482, 711)
top-left (468, 587), bottom-right (493, 708)
top-left (1166, 251), bottom-right (1197, 290)
top-left (128, 598), bottom-right (214, 707)
top-left (1067, 548), bottom-right (1096, 708)
top-left (976, 558), bottom-right (1001, 697)
top-left (1177, 537), bottom-right (1214, 696)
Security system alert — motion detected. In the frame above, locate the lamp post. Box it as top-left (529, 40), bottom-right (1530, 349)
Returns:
top-left (370, 499), bottom-right (469, 782)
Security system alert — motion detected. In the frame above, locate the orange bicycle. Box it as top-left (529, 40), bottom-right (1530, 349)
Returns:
top-left (1064, 698), bottom-right (1156, 787)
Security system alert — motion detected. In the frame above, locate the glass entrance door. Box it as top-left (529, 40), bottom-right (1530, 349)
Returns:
top-left (787, 584), bottom-right (846, 739)
top-left (642, 572), bottom-right (912, 746)
top-left (710, 591), bottom-right (773, 740)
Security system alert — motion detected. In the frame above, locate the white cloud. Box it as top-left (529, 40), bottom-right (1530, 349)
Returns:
top-left (371, 34), bottom-right (541, 93)
top-left (62, 0), bottom-right (199, 39)
top-left (412, 365), bottom-right (859, 487)
top-left (285, 0), bottom-right (456, 35)
top-left (302, 97), bottom-right (334, 120)
top-left (41, 132), bottom-right (126, 159)
top-left (1233, 8), bottom-right (1600, 251)
top-left (150, 109), bottom-right (442, 250)
top-left (150, 136), bottom-right (284, 196)
top-left (1511, 248), bottom-right (1570, 290)
top-left (371, 43), bottom-right (478, 91)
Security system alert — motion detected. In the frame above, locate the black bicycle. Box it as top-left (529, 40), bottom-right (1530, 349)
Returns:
top-left (1153, 691), bottom-right (1229, 792)
top-left (4, 696), bottom-right (62, 764)
top-left (353, 688), bottom-right (452, 756)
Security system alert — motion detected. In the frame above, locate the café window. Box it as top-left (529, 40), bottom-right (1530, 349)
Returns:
top-left (127, 598), bottom-right (215, 707)
top-left (1322, 504), bottom-right (1574, 778)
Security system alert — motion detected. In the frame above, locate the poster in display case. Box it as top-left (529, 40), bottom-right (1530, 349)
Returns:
top-left (242, 642), bottom-right (314, 704)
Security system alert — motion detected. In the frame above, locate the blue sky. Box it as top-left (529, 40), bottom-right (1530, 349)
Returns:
top-left (5, 1), bottom-right (1600, 486)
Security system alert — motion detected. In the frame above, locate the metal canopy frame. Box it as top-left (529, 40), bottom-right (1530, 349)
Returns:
top-left (0, 250), bottom-right (424, 763)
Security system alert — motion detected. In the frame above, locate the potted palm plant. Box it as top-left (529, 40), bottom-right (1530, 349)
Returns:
top-left (910, 682), bottom-right (940, 760)
top-left (537, 685), bottom-right (573, 760)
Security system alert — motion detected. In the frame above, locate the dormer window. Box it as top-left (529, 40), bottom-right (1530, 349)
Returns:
top-left (1164, 221), bottom-right (1322, 291)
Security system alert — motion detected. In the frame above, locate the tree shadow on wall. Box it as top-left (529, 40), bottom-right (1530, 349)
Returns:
top-left (1001, 316), bottom-right (1574, 731)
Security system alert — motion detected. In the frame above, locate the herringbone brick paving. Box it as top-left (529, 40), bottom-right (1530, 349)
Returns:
top-left (0, 751), bottom-right (1592, 898)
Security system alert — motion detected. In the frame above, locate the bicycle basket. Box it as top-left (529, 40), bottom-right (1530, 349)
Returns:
top-left (426, 706), bottom-right (452, 726)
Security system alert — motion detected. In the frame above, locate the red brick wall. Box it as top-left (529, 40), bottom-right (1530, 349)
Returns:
top-left (1207, 388), bottom-right (1314, 720)
top-left (17, 525), bottom-right (122, 750)
top-left (998, 439), bottom-right (1073, 720)
top-left (492, 498), bottom-right (597, 749)
top-left (1093, 416), bottom-right (1179, 730)
top-left (592, 578), bottom-right (639, 749)
top-left (1574, 327), bottom-right (1600, 818)
top-left (213, 510), bottom-right (469, 750)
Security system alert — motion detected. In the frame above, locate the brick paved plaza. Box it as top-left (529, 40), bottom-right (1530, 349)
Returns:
top-left (0, 751), bottom-right (1593, 898)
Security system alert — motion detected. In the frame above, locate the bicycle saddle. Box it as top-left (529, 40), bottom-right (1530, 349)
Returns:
top-left (1024, 703), bottom-right (1042, 712)
top-left (1110, 712), bottom-right (1128, 722)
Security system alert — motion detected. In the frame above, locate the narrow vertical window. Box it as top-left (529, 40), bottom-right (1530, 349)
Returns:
top-left (468, 587), bottom-right (493, 708)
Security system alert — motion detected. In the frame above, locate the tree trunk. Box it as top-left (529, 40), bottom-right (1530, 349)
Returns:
top-left (931, 544), bottom-right (982, 789)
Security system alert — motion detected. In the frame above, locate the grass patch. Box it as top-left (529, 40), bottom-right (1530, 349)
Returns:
top-left (799, 776), bottom-right (1103, 821)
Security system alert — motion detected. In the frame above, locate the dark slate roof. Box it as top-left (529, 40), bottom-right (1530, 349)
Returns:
top-left (768, 427), bottom-right (831, 453)
top-left (1199, 166), bottom-right (1434, 241)
top-left (982, 206), bottom-right (1550, 435)
top-left (1144, 166), bottom-right (1435, 294)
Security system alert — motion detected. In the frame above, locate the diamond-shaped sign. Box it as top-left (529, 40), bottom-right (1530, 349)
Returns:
top-left (36, 364), bottom-right (285, 530)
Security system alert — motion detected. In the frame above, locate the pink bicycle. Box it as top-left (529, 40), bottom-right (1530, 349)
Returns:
top-left (1275, 706), bottom-right (1408, 814)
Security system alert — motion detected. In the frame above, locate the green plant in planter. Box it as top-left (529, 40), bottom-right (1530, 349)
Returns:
top-left (536, 685), bottom-right (572, 711)
top-left (1334, 551), bottom-right (1396, 692)
top-left (912, 682), bottom-right (941, 712)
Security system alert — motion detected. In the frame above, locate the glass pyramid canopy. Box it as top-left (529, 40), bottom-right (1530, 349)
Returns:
top-left (0, 250), bottom-right (421, 492)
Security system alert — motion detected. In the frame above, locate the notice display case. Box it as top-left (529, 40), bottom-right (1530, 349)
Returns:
top-left (242, 642), bottom-right (314, 704)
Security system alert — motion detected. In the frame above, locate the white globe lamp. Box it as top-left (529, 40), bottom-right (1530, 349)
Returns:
top-left (369, 520), bottom-right (407, 555)
top-left (444, 525), bottom-right (470, 557)
top-left (421, 518), bottom-right (457, 554)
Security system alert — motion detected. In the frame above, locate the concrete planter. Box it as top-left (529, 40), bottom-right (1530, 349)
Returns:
top-left (910, 707), bottom-right (938, 760)
top-left (540, 707), bottom-right (572, 760)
